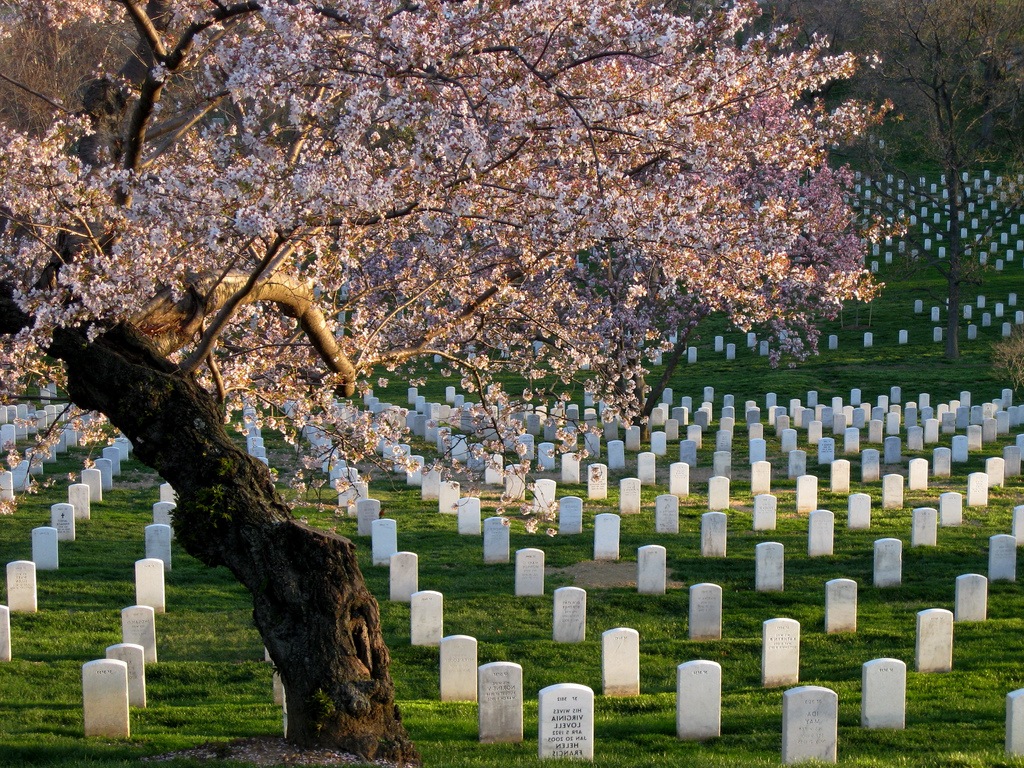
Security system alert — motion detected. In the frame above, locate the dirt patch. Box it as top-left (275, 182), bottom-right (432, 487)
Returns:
top-left (546, 560), bottom-right (685, 590)
top-left (143, 737), bottom-right (407, 767)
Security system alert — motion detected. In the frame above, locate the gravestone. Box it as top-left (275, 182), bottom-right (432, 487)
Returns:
top-left (356, 498), bottom-right (381, 536)
top-left (515, 548), bottom-right (545, 596)
top-left (782, 686), bottom-right (838, 765)
top-left (372, 518), bottom-right (398, 566)
top-left (0, 605), bottom-right (9, 662)
top-left (638, 452), bottom-right (657, 485)
top-left (389, 551), bottom-right (418, 602)
top-left (989, 534), bottom-right (1017, 582)
top-left (940, 492), bottom-right (963, 526)
top-left (788, 450), bottom-right (807, 479)
top-left (908, 458), bottom-right (929, 491)
top-left (31, 527), bottom-right (58, 571)
top-left (552, 586), bottom-right (587, 642)
top-left (795, 475), bottom-right (817, 514)
top-left (483, 517), bottom-right (510, 564)
top-left (824, 578), bottom-right (857, 633)
top-left (607, 440), bottom-right (625, 470)
top-left (1008, 689), bottom-right (1024, 755)
top-left (874, 538), bottom-right (902, 587)
top-left (6, 560), bottom-right (36, 613)
top-left (602, 627), bottom-right (640, 696)
top-left (593, 514), bottom-right (620, 561)
top-left (144, 524), bottom-right (172, 571)
top-left (81, 466), bottom-right (102, 501)
top-left (619, 478), bottom-right (641, 515)
top-left (121, 605), bottom-right (157, 663)
top-left (933, 447), bottom-right (952, 477)
top-left (882, 474), bottom-right (904, 509)
top-left (587, 464), bottom-right (608, 500)
top-left (410, 590), bottom-right (443, 646)
top-left (753, 494), bottom-right (777, 531)
top-left (762, 618), bottom-right (800, 687)
top-left (808, 510), bottom-right (834, 557)
top-left (676, 660), bottom-right (721, 741)
top-left (830, 460), bottom-right (850, 494)
top-left (707, 476), bottom-right (730, 511)
top-left (637, 545), bottom-right (666, 595)
top-left (68, 483), bottom-right (91, 521)
top-left (440, 635), bottom-right (478, 702)
top-left (533, 479), bottom-right (557, 516)
top-left (688, 583), bottom-right (722, 640)
top-left (82, 659), bottom-right (130, 737)
top-left (134, 558), bottom-right (165, 614)
top-left (911, 507), bottom-right (938, 547)
top-left (668, 462), bottom-right (689, 498)
top-left (558, 497), bottom-right (583, 535)
top-left (848, 493), bottom-right (871, 530)
top-left (861, 659), bottom-right (906, 729)
top-left (51, 503), bottom-right (75, 542)
top-left (105, 643), bottom-right (146, 708)
top-left (861, 449), bottom-right (881, 482)
top-left (478, 662), bottom-right (523, 743)
top-left (966, 472), bottom-right (989, 507)
top-left (915, 608), bottom-right (953, 673)
top-left (654, 495), bottom-right (679, 534)
top-left (152, 501), bottom-right (175, 528)
top-left (537, 683), bottom-right (594, 761)
top-left (701, 512), bottom-right (727, 557)
top-left (954, 573), bottom-right (987, 622)
top-left (755, 542), bottom-right (784, 592)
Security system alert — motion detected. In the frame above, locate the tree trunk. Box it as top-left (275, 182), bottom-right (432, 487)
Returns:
top-left (48, 322), bottom-right (419, 764)
top-left (944, 175), bottom-right (962, 361)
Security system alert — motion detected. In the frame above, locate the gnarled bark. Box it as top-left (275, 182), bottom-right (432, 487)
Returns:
top-left (47, 321), bottom-right (418, 764)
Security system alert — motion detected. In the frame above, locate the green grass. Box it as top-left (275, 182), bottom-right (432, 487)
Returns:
top-left (2, 179), bottom-right (1024, 766)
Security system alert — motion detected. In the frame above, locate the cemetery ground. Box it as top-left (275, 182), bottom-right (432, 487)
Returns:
top-left (3, 205), bottom-right (1024, 764)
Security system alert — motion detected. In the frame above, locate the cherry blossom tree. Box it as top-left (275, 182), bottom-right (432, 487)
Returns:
top-left (0, 0), bottom-right (876, 758)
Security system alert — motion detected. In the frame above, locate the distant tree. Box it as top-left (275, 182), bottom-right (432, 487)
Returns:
top-left (0, 0), bottom-right (876, 758)
top-left (853, 0), bottom-right (1024, 358)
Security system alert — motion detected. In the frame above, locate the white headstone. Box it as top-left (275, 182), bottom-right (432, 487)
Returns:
top-left (824, 578), bottom-right (857, 634)
top-left (808, 510), bottom-right (834, 557)
top-left (756, 542), bottom-right (784, 592)
top-left (990, 534), bottom-right (1017, 582)
top-left (105, 643), bottom-right (146, 708)
top-left (515, 548), bottom-right (545, 596)
top-left (144, 524), bottom-right (172, 571)
top-left (440, 635), bottom-right (478, 702)
top-left (537, 683), bottom-right (594, 761)
top-left (593, 513), bottom-right (620, 561)
top-left (134, 558), bottom-right (166, 613)
top-left (0, 605), bottom-right (9, 662)
top-left (701, 512), bottom-right (727, 558)
top-left (688, 583), bottom-right (722, 641)
top-left (676, 660), bottom-right (721, 741)
top-left (654, 494), bottom-right (679, 534)
top-left (51, 503), bottom-right (75, 542)
top-left (371, 518), bottom-right (398, 566)
top-left (637, 545), bottom-right (666, 595)
top-left (478, 661), bottom-right (523, 743)
top-left (781, 686), bottom-right (838, 765)
top-left (602, 627), bottom-right (640, 696)
top-left (6, 560), bottom-right (36, 613)
top-left (552, 586), bottom-right (587, 643)
top-left (31, 526), bottom-right (58, 570)
top-left (82, 659), bottom-right (130, 737)
top-left (762, 618), bottom-right (800, 687)
top-left (558, 497), bottom-right (583, 535)
top-left (911, 507), bottom-right (938, 547)
top-left (68, 483), bottom-right (91, 521)
top-left (410, 590), bottom-right (443, 646)
top-left (861, 659), bottom-right (905, 730)
top-left (121, 605), bottom-right (157, 663)
top-left (915, 608), bottom-right (953, 673)
top-left (389, 551), bottom-right (418, 602)
top-left (483, 517), bottom-right (511, 564)
top-left (874, 538), bottom-right (902, 587)
top-left (848, 493), bottom-right (871, 530)
top-left (955, 573), bottom-right (987, 622)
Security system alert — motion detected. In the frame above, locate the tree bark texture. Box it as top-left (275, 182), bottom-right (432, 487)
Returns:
top-left (45, 321), bottom-right (418, 764)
